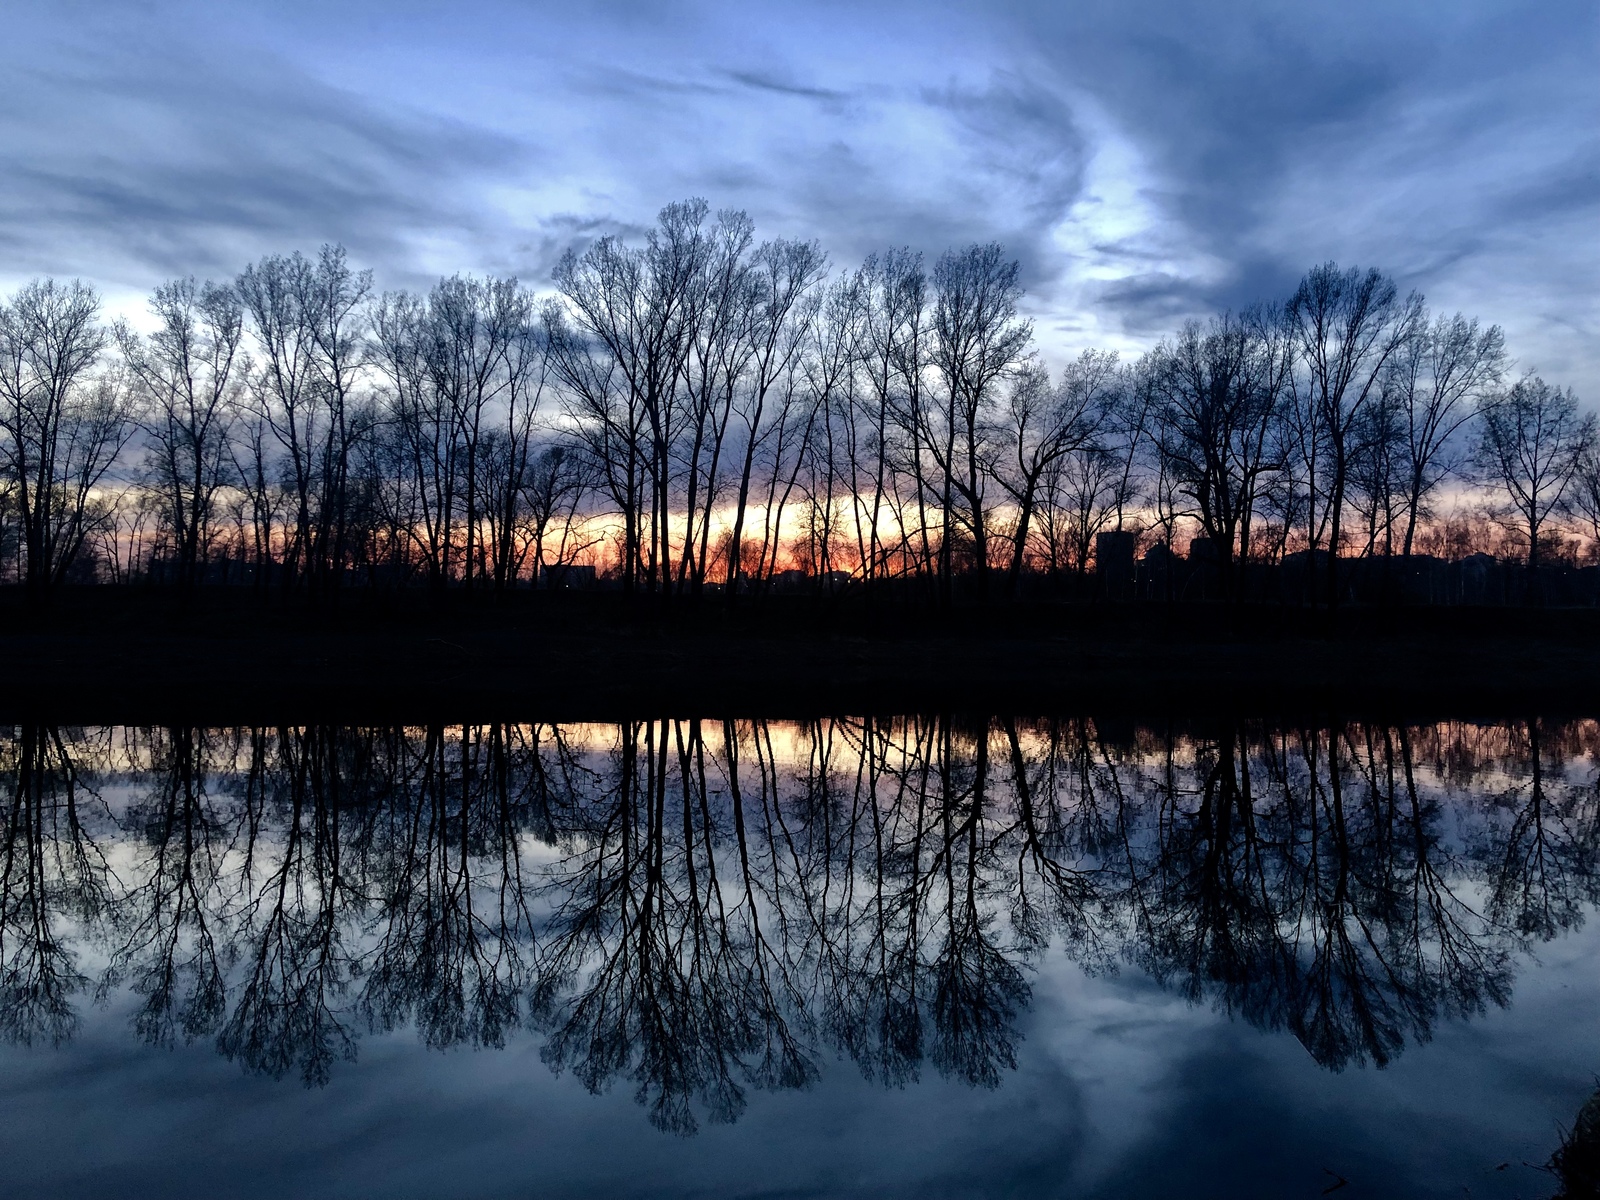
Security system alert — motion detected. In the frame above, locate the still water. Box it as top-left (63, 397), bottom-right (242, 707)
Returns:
top-left (2, 718), bottom-right (1598, 1198)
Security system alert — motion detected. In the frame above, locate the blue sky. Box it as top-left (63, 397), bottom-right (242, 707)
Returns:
top-left (3, 0), bottom-right (1596, 390)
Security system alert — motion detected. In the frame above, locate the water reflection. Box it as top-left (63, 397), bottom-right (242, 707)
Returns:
top-left (2, 718), bottom-right (1596, 1134)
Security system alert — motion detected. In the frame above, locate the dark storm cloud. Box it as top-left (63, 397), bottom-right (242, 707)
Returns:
top-left (1006, 0), bottom-right (1415, 233)
top-left (983, 0), bottom-right (1600, 353)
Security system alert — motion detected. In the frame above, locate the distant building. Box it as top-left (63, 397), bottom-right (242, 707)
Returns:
top-left (1281, 548), bottom-right (1333, 568)
top-left (770, 569), bottom-right (808, 592)
top-left (1460, 553), bottom-right (1495, 604)
top-left (821, 569), bottom-right (853, 590)
top-left (540, 563), bottom-right (597, 590)
top-left (1095, 530), bottom-right (1136, 599)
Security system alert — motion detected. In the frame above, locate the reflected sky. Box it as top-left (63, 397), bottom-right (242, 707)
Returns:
top-left (4, 935), bottom-right (1596, 1198)
top-left (0, 717), bottom-right (1597, 1198)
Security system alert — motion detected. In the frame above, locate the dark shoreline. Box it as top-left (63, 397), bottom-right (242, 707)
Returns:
top-left (0, 587), bottom-right (1595, 723)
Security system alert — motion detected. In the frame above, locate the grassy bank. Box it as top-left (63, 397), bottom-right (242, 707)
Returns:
top-left (0, 587), bottom-right (1594, 722)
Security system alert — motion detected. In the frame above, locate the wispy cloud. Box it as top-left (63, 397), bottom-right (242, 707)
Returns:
top-left (2, 0), bottom-right (1595, 390)
top-left (0, 12), bottom-right (522, 290)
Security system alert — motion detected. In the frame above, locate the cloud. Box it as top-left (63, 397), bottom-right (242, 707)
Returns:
top-left (1, 0), bottom-right (1595, 391)
top-left (0, 10), bottom-right (523, 293)
top-left (980, 0), bottom-right (1600, 373)
top-left (721, 68), bottom-right (853, 102)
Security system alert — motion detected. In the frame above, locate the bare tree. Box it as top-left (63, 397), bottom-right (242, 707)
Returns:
top-left (1286, 263), bottom-right (1423, 604)
top-left (237, 253), bottom-right (320, 590)
top-left (0, 221), bottom-right (1572, 607)
top-left (543, 300), bottom-right (637, 588)
top-left (1149, 312), bottom-right (1287, 595)
top-left (484, 308), bottom-right (553, 590)
top-left (118, 278), bottom-right (246, 589)
top-left (677, 211), bottom-right (757, 594)
top-left (420, 275), bottom-right (529, 588)
top-left (229, 405), bottom-right (282, 587)
top-left (0, 279), bottom-right (131, 597)
top-left (301, 246), bottom-right (373, 592)
top-left (929, 244), bottom-right (1032, 600)
top-left (1043, 442), bottom-right (1124, 582)
top-left (552, 200), bottom-right (712, 594)
top-left (519, 444), bottom-right (594, 583)
top-left (994, 353), bottom-right (1112, 596)
top-left (372, 289), bottom-right (454, 589)
top-left (1475, 375), bottom-right (1595, 573)
top-left (1568, 446), bottom-right (1600, 563)
top-left (722, 237), bottom-right (825, 594)
top-left (1386, 313), bottom-right (1507, 557)
top-left (1346, 386), bottom-right (1404, 558)
top-left (859, 250), bottom-right (934, 585)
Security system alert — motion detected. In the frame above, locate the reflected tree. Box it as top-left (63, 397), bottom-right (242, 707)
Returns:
top-left (0, 726), bottom-right (114, 1044)
top-left (0, 716), bottom-right (1593, 1125)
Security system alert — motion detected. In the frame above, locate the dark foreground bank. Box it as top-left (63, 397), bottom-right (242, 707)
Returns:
top-left (0, 587), bottom-right (1594, 722)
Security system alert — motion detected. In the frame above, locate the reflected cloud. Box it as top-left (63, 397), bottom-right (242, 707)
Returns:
top-left (2, 716), bottom-right (1597, 1136)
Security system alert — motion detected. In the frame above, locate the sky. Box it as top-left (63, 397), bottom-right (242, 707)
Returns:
top-left (2, 0), bottom-right (1596, 391)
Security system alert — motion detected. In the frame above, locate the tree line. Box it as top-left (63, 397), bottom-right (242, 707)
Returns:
top-left (1, 198), bottom-right (1594, 603)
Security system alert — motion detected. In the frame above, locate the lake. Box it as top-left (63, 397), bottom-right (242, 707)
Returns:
top-left (1, 717), bottom-right (1596, 1198)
